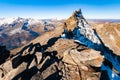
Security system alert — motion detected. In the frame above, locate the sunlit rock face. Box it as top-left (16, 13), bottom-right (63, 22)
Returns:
top-left (1, 9), bottom-right (120, 80)
top-left (0, 39), bottom-right (104, 80)
top-left (95, 23), bottom-right (120, 56)
top-left (62, 9), bottom-right (101, 49)
top-left (63, 48), bottom-right (104, 67)
top-left (62, 9), bottom-right (120, 80)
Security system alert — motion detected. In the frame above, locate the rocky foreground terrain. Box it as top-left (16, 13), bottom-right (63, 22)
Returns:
top-left (0, 9), bottom-right (120, 80)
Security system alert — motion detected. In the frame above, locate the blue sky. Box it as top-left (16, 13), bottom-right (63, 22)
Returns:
top-left (0, 0), bottom-right (120, 19)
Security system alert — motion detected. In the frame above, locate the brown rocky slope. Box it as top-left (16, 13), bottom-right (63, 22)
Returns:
top-left (95, 23), bottom-right (120, 56)
top-left (0, 39), bottom-right (104, 80)
top-left (1, 9), bottom-right (120, 80)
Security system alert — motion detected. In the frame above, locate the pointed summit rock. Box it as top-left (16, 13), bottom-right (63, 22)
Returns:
top-left (63, 9), bottom-right (101, 48)
top-left (63, 10), bottom-right (120, 73)
top-left (3, 9), bottom-right (120, 80)
top-left (64, 9), bottom-right (87, 31)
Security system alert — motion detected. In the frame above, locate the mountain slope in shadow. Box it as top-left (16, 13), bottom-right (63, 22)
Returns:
top-left (0, 9), bottom-right (120, 80)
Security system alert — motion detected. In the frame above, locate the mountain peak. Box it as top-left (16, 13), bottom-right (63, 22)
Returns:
top-left (74, 9), bottom-right (82, 18)
top-left (62, 9), bottom-right (101, 46)
top-left (1, 9), bottom-right (120, 80)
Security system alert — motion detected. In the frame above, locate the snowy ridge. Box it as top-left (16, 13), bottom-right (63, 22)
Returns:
top-left (62, 9), bottom-right (120, 79)
top-left (73, 9), bottom-right (120, 80)
top-left (27, 18), bottom-right (42, 25)
top-left (0, 17), bottom-right (41, 27)
top-left (61, 9), bottom-right (101, 49)
top-left (9, 28), bottom-right (22, 35)
top-left (73, 9), bottom-right (100, 44)
top-left (0, 17), bottom-right (21, 26)
top-left (0, 17), bottom-right (59, 36)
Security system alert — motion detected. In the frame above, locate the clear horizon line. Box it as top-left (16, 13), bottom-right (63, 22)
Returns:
top-left (0, 16), bottom-right (120, 20)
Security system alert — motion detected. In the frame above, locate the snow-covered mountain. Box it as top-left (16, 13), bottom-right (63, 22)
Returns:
top-left (0, 17), bottom-right (22, 26)
top-left (62, 9), bottom-right (101, 49)
top-left (0, 9), bottom-right (120, 80)
top-left (0, 17), bottom-right (64, 49)
top-left (0, 17), bottom-right (43, 27)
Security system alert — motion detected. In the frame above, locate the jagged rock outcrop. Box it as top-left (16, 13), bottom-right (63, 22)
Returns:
top-left (62, 9), bottom-right (101, 49)
top-left (0, 39), bottom-right (104, 80)
top-left (1, 9), bottom-right (120, 80)
top-left (61, 9), bottom-right (120, 79)
top-left (63, 48), bottom-right (104, 67)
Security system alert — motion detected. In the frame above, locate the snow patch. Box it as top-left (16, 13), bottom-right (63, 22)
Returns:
top-left (0, 17), bottom-right (21, 26)
top-left (61, 34), bottom-right (66, 38)
top-left (75, 20), bottom-right (100, 44)
top-left (9, 28), bottom-right (22, 35)
top-left (109, 35), bottom-right (115, 40)
top-left (21, 40), bottom-right (27, 44)
top-left (112, 73), bottom-right (115, 78)
top-left (28, 19), bottom-right (41, 25)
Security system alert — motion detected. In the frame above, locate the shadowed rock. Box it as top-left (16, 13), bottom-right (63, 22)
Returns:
top-left (0, 46), bottom-right (10, 65)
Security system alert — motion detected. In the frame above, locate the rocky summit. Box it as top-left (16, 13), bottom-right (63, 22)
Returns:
top-left (0, 9), bottom-right (120, 80)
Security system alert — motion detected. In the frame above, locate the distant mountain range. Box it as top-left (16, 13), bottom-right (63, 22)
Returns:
top-left (0, 17), bottom-right (64, 49)
top-left (1, 16), bottom-right (120, 50)
top-left (1, 9), bottom-right (120, 80)
top-left (87, 19), bottom-right (120, 23)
